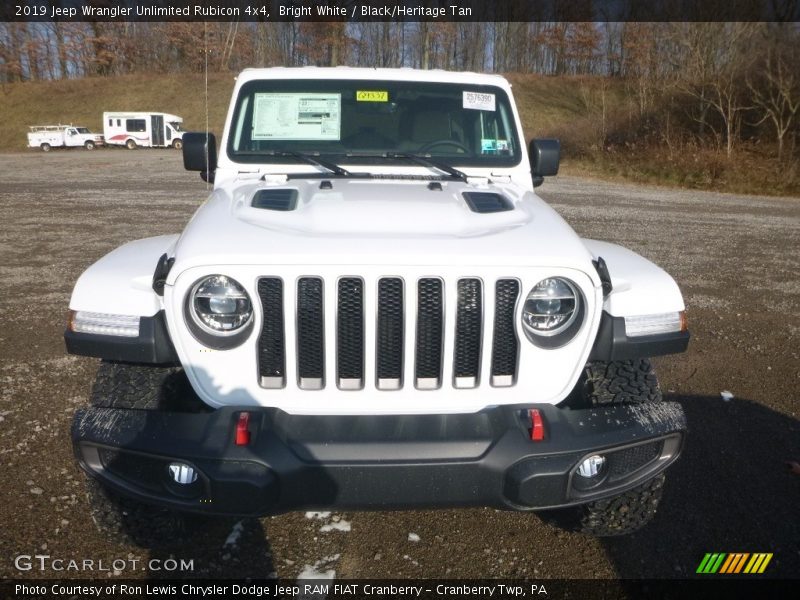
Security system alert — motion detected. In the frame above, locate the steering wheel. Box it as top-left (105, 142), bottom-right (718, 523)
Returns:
top-left (418, 139), bottom-right (470, 154)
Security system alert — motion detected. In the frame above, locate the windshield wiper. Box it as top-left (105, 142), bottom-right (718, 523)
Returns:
top-left (347, 151), bottom-right (468, 181)
top-left (264, 150), bottom-right (351, 177)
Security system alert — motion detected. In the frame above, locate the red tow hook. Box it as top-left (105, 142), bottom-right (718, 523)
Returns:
top-left (235, 411), bottom-right (251, 446)
top-left (528, 409), bottom-right (545, 442)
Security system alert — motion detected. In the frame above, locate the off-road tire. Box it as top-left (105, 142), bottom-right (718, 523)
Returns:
top-left (40, 143), bottom-right (51, 152)
top-left (84, 140), bottom-right (96, 150)
top-left (125, 138), bottom-right (137, 150)
top-left (541, 359), bottom-right (667, 537)
top-left (84, 361), bottom-right (207, 546)
top-left (172, 139), bottom-right (183, 150)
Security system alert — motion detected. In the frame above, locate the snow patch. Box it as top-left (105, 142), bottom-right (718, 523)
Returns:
top-left (408, 533), bottom-right (421, 542)
top-left (720, 390), bottom-right (734, 402)
top-left (223, 520), bottom-right (245, 548)
top-left (305, 511), bottom-right (331, 520)
top-left (320, 520), bottom-right (351, 533)
top-left (297, 554), bottom-right (340, 580)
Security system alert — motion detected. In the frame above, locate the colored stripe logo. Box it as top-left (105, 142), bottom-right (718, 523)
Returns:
top-left (697, 553), bottom-right (773, 574)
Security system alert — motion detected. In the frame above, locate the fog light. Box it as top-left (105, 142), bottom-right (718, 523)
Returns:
top-left (577, 455), bottom-right (606, 478)
top-left (168, 462), bottom-right (198, 485)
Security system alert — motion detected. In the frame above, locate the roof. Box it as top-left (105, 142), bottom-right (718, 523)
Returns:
top-left (235, 66), bottom-right (510, 88)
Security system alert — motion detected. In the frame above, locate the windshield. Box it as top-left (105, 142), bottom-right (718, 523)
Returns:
top-left (76, 127), bottom-right (90, 134)
top-left (227, 79), bottom-right (521, 168)
top-left (169, 121), bottom-right (182, 132)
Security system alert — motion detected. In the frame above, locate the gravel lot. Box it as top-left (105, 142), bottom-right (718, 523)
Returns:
top-left (0, 150), bottom-right (797, 581)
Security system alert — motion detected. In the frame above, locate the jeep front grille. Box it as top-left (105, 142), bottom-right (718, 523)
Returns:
top-left (256, 276), bottom-right (520, 391)
top-left (257, 277), bottom-right (285, 389)
top-left (490, 279), bottom-right (521, 387)
top-left (453, 278), bottom-right (483, 388)
top-left (376, 278), bottom-right (404, 389)
top-left (336, 278), bottom-right (365, 389)
top-left (296, 277), bottom-right (325, 390)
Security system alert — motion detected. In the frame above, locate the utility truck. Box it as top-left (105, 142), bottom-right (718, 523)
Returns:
top-left (27, 125), bottom-right (104, 151)
top-left (67, 68), bottom-right (690, 544)
top-left (102, 112), bottom-right (184, 149)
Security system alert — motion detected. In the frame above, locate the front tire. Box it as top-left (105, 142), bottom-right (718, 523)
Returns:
top-left (84, 140), bottom-right (96, 150)
top-left (84, 362), bottom-right (206, 546)
top-left (541, 359), bottom-right (667, 537)
top-left (172, 139), bottom-right (183, 150)
top-left (125, 138), bottom-right (137, 150)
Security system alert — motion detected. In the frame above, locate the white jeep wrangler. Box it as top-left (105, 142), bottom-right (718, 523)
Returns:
top-left (67, 68), bottom-right (689, 543)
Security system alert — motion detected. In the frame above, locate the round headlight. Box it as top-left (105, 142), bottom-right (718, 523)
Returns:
top-left (522, 278), bottom-right (582, 345)
top-left (190, 275), bottom-right (253, 335)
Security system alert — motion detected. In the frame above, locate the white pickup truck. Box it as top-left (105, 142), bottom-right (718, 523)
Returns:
top-left (66, 67), bottom-right (690, 545)
top-left (27, 125), bottom-right (104, 151)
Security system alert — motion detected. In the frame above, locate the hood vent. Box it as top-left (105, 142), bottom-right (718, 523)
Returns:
top-left (252, 189), bottom-right (298, 211)
top-left (462, 192), bottom-right (513, 214)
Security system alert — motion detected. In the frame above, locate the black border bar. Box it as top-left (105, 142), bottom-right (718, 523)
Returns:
top-left (2, 0), bottom-right (799, 23)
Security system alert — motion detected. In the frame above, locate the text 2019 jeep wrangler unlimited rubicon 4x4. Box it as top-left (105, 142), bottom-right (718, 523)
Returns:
top-left (66, 68), bottom-right (689, 543)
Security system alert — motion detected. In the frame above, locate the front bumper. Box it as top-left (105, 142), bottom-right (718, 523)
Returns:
top-left (72, 402), bottom-right (685, 516)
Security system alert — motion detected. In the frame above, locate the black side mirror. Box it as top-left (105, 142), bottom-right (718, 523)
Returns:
top-left (529, 138), bottom-right (560, 186)
top-left (182, 132), bottom-right (217, 183)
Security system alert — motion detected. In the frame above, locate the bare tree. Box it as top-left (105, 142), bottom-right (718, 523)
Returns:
top-left (674, 23), bottom-right (757, 158)
top-left (747, 42), bottom-right (800, 160)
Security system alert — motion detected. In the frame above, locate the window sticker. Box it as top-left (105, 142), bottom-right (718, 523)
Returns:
top-left (356, 90), bottom-right (388, 102)
top-left (252, 93), bottom-right (341, 140)
top-left (463, 91), bottom-right (496, 111)
top-left (481, 139), bottom-right (511, 155)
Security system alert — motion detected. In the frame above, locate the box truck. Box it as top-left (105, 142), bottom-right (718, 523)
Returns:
top-left (102, 112), bottom-right (184, 149)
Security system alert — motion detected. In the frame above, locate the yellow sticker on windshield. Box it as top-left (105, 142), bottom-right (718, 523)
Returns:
top-left (356, 90), bottom-right (388, 102)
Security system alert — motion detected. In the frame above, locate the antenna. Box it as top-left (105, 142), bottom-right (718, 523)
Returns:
top-left (204, 21), bottom-right (210, 190)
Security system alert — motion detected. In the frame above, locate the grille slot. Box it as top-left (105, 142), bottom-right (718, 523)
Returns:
top-left (376, 278), bottom-right (404, 390)
top-left (297, 277), bottom-right (325, 389)
top-left (607, 441), bottom-right (663, 481)
top-left (453, 278), bottom-right (483, 388)
top-left (491, 279), bottom-right (520, 386)
top-left (415, 278), bottom-right (444, 389)
top-left (337, 278), bottom-right (364, 389)
top-left (257, 277), bottom-right (286, 388)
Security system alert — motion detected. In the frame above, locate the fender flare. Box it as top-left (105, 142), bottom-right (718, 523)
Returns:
top-left (583, 239), bottom-right (689, 361)
top-left (66, 235), bottom-right (180, 364)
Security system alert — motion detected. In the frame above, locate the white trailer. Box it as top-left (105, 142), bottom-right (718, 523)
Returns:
top-left (27, 125), bottom-right (104, 152)
top-left (102, 112), bottom-right (184, 149)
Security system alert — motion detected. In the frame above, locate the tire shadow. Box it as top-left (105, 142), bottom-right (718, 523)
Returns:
top-left (600, 393), bottom-right (800, 579)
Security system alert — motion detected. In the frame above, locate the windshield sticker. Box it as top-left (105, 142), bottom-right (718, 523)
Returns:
top-left (356, 90), bottom-right (388, 102)
top-left (464, 91), bottom-right (496, 111)
top-left (252, 93), bottom-right (341, 140)
top-left (481, 138), bottom-right (511, 155)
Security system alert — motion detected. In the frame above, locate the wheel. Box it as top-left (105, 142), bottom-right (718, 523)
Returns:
top-left (40, 143), bottom-right (51, 152)
top-left (418, 139), bottom-right (470, 154)
top-left (172, 139), bottom-right (183, 150)
top-left (540, 359), bottom-right (667, 537)
top-left (84, 140), bottom-right (96, 150)
top-left (125, 138), bottom-right (137, 150)
top-left (83, 362), bottom-right (208, 546)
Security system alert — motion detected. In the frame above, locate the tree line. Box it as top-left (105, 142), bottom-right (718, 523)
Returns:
top-left (1, 21), bottom-right (798, 159)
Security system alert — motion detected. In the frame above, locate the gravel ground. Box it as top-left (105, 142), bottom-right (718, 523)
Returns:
top-left (0, 150), bottom-right (797, 581)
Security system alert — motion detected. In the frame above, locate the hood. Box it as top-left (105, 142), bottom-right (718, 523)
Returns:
top-left (171, 177), bottom-right (595, 272)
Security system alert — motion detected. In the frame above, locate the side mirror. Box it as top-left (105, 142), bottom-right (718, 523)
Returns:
top-left (529, 138), bottom-right (560, 186)
top-left (182, 132), bottom-right (217, 182)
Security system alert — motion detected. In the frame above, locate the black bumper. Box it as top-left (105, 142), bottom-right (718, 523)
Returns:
top-left (72, 402), bottom-right (685, 516)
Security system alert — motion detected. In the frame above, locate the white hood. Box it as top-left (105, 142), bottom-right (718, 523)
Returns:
top-left (170, 177), bottom-right (596, 275)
